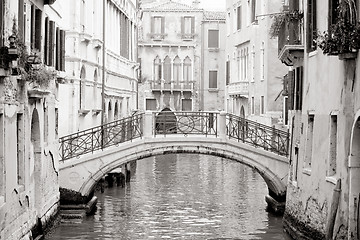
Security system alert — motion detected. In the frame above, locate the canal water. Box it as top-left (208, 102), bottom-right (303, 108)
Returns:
top-left (48, 154), bottom-right (291, 240)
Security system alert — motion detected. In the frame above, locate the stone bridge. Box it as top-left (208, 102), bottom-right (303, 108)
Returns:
top-left (58, 111), bottom-right (290, 211)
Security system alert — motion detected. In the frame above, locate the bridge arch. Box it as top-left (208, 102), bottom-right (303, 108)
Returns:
top-left (60, 138), bottom-right (288, 203)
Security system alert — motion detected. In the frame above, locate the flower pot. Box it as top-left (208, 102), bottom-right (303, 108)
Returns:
top-left (338, 52), bottom-right (357, 60)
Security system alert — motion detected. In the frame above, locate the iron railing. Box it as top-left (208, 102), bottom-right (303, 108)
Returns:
top-left (226, 114), bottom-right (289, 156)
top-left (59, 113), bottom-right (144, 161)
top-left (154, 111), bottom-right (218, 136)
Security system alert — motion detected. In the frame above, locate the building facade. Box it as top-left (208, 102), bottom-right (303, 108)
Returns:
top-left (279, 0), bottom-right (360, 239)
top-left (58, 0), bottom-right (139, 137)
top-left (225, 0), bottom-right (287, 126)
top-left (0, 0), bottom-right (64, 239)
top-left (138, 0), bottom-right (226, 113)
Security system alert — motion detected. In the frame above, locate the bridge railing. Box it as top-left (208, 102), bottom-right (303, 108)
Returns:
top-left (226, 114), bottom-right (289, 156)
top-left (154, 111), bottom-right (218, 136)
top-left (59, 113), bottom-right (144, 161)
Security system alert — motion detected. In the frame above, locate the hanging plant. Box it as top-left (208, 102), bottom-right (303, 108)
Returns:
top-left (269, 10), bottom-right (304, 39)
top-left (11, 18), bottom-right (56, 87)
top-left (318, 0), bottom-right (360, 56)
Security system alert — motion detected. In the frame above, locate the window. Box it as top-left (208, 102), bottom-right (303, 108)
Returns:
top-left (182, 16), bottom-right (195, 37)
top-left (237, 6), bottom-right (242, 30)
top-left (80, 66), bottom-right (86, 109)
top-left (31, 5), bottom-right (42, 51)
top-left (80, 0), bottom-right (85, 32)
top-left (328, 0), bottom-right (339, 30)
top-left (18, 0), bottom-right (25, 42)
top-left (17, 113), bottom-right (24, 186)
top-left (251, 97), bottom-right (255, 115)
top-left (251, 45), bottom-right (255, 82)
top-left (260, 96), bottom-right (265, 114)
top-left (305, 114), bottom-right (315, 169)
top-left (307, 0), bottom-right (317, 52)
top-left (294, 67), bottom-right (303, 110)
top-left (154, 57), bottom-right (162, 81)
top-left (328, 114), bottom-right (337, 176)
top-left (251, 0), bottom-right (256, 23)
top-left (120, 13), bottom-right (130, 58)
top-left (209, 70), bottom-right (218, 88)
top-left (208, 30), bottom-right (219, 48)
top-left (163, 56), bottom-right (171, 83)
top-left (152, 16), bottom-right (165, 35)
top-left (173, 57), bottom-right (181, 84)
top-left (183, 57), bottom-right (191, 83)
top-left (227, 12), bottom-right (231, 35)
top-left (260, 42), bottom-right (265, 80)
top-left (226, 60), bottom-right (230, 85)
top-left (93, 70), bottom-right (98, 108)
top-left (55, 29), bottom-right (66, 71)
top-left (182, 99), bottom-right (192, 111)
top-left (146, 99), bottom-right (157, 110)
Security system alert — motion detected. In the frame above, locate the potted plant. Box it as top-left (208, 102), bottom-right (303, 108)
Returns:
top-left (318, 0), bottom-right (360, 59)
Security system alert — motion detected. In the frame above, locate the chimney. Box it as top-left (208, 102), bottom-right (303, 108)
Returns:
top-left (192, 0), bottom-right (200, 8)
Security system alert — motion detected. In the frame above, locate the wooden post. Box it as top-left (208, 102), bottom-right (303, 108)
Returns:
top-left (326, 179), bottom-right (341, 240)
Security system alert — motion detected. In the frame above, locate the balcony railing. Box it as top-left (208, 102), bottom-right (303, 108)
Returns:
top-left (278, 17), bottom-right (304, 66)
top-left (227, 81), bottom-right (249, 97)
top-left (151, 80), bottom-right (193, 92)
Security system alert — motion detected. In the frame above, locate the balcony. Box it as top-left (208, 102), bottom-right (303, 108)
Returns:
top-left (278, 17), bottom-right (304, 66)
top-left (151, 80), bottom-right (193, 93)
top-left (228, 81), bottom-right (249, 97)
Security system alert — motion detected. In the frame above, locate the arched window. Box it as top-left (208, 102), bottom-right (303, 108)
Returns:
top-left (163, 56), bottom-right (171, 83)
top-left (154, 56), bottom-right (162, 81)
top-left (173, 56), bottom-right (181, 84)
top-left (261, 42), bottom-right (265, 80)
top-left (114, 102), bottom-right (119, 120)
top-left (80, 66), bottom-right (86, 109)
top-left (93, 69), bottom-right (98, 108)
top-left (183, 57), bottom-right (191, 83)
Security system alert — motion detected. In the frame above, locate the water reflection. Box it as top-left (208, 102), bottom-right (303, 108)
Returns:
top-left (47, 154), bottom-right (290, 239)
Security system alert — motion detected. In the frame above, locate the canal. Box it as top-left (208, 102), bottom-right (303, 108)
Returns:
top-left (47, 154), bottom-right (291, 239)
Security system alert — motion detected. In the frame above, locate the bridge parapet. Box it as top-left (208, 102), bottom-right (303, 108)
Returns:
top-left (59, 111), bottom-right (289, 162)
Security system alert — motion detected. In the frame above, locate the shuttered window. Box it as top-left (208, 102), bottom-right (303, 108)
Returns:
top-left (237, 6), bottom-right (241, 30)
top-left (44, 17), bottom-right (49, 65)
top-left (49, 20), bottom-right (55, 66)
top-left (152, 16), bottom-right (164, 34)
top-left (307, 0), bottom-right (317, 52)
top-left (60, 30), bottom-right (65, 71)
top-left (328, 0), bottom-right (339, 29)
top-left (209, 70), bottom-right (218, 89)
top-left (181, 16), bottom-right (195, 35)
top-left (208, 30), bottom-right (219, 48)
top-left (18, 0), bottom-right (25, 41)
top-left (251, 0), bottom-right (256, 23)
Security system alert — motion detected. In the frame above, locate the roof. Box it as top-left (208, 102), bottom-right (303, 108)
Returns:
top-left (203, 11), bottom-right (226, 21)
top-left (141, 0), bottom-right (200, 11)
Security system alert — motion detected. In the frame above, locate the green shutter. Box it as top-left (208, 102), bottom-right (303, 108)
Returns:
top-left (49, 20), bottom-right (55, 66)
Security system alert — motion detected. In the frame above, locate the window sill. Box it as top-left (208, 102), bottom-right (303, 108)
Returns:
top-left (78, 109), bottom-right (90, 116)
top-left (302, 168), bottom-right (311, 176)
top-left (325, 176), bottom-right (337, 185)
top-left (92, 109), bottom-right (102, 115)
top-left (208, 88), bottom-right (219, 92)
top-left (208, 48), bottom-right (220, 52)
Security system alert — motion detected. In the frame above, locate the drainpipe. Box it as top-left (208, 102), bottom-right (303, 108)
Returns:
top-left (101, 0), bottom-right (106, 147)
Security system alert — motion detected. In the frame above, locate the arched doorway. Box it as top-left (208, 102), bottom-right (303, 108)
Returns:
top-left (155, 108), bottom-right (177, 134)
top-left (349, 116), bottom-right (360, 238)
top-left (31, 109), bottom-right (42, 213)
